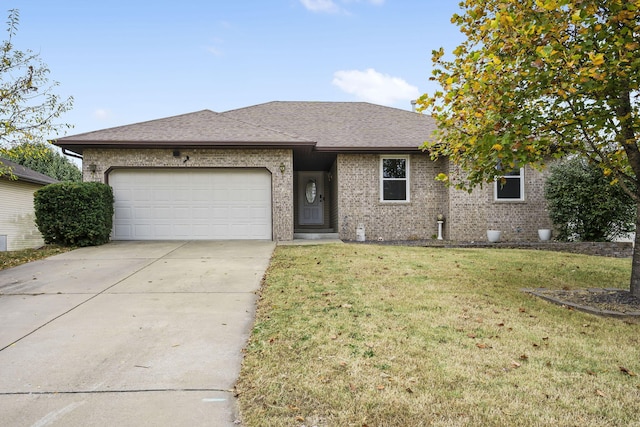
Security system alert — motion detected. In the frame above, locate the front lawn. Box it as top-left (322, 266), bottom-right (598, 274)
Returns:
top-left (236, 244), bottom-right (638, 426)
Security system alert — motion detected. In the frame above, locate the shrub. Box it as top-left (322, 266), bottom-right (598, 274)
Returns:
top-left (34, 182), bottom-right (114, 247)
top-left (544, 157), bottom-right (635, 241)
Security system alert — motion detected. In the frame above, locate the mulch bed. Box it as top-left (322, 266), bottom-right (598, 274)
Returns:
top-left (524, 288), bottom-right (640, 319)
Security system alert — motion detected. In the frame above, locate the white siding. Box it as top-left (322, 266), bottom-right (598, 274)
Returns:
top-left (0, 179), bottom-right (46, 251)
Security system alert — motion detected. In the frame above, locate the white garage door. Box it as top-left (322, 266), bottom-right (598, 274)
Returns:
top-left (109, 168), bottom-right (272, 240)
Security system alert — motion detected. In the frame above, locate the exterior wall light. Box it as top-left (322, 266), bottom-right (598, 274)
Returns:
top-left (89, 164), bottom-right (97, 173)
top-left (279, 162), bottom-right (285, 174)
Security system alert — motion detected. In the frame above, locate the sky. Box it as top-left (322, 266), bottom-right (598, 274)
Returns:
top-left (8, 0), bottom-right (465, 139)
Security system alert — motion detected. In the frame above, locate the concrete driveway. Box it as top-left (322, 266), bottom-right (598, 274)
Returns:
top-left (0, 240), bottom-right (275, 426)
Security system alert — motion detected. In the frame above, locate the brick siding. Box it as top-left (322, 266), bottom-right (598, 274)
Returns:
top-left (447, 164), bottom-right (553, 242)
top-left (337, 153), bottom-right (449, 241)
top-left (337, 154), bottom-right (552, 242)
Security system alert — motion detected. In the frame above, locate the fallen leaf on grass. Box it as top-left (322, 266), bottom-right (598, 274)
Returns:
top-left (295, 415), bottom-right (305, 422)
top-left (596, 389), bottom-right (606, 397)
top-left (341, 304), bottom-right (353, 309)
top-left (520, 354), bottom-right (529, 360)
top-left (620, 366), bottom-right (637, 376)
top-left (511, 361), bottom-right (521, 368)
top-left (376, 385), bottom-right (385, 390)
top-left (476, 343), bottom-right (491, 349)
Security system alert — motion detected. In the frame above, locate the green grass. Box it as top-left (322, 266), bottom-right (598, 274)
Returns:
top-left (0, 245), bottom-right (72, 271)
top-left (236, 244), bottom-right (640, 427)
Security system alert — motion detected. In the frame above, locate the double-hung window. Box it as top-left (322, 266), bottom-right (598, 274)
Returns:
top-left (380, 156), bottom-right (409, 202)
top-left (494, 167), bottom-right (524, 201)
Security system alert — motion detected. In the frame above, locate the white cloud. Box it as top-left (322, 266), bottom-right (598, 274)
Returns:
top-left (300, 0), bottom-right (383, 14)
top-left (93, 109), bottom-right (112, 120)
top-left (300, 0), bottom-right (341, 13)
top-left (206, 38), bottom-right (224, 56)
top-left (332, 68), bottom-right (420, 106)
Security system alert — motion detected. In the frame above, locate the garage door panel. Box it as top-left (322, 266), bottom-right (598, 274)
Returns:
top-left (110, 169), bottom-right (272, 240)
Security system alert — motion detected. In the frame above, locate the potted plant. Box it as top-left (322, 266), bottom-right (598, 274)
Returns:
top-left (487, 229), bottom-right (502, 243)
top-left (538, 229), bottom-right (552, 241)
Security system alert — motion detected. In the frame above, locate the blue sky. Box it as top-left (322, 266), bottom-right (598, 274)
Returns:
top-left (9, 0), bottom-right (464, 137)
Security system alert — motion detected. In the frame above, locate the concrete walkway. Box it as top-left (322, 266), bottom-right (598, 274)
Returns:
top-left (0, 240), bottom-right (275, 426)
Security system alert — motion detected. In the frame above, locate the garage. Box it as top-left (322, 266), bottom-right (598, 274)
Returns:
top-left (109, 168), bottom-right (272, 240)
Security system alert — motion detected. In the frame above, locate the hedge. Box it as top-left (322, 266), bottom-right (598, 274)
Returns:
top-left (34, 182), bottom-right (114, 247)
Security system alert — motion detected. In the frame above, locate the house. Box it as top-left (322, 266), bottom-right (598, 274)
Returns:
top-left (54, 101), bottom-right (552, 242)
top-left (0, 158), bottom-right (58, 251)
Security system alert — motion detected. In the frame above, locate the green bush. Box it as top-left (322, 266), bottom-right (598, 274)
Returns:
top-left (544, 157), bottom-right (635, 241)
top-left (34, 182), bottom-right (114, 247)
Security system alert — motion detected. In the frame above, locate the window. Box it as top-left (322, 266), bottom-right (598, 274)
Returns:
top-left (495, 167), bottom-right (524, 201)
top-left (381, 156), bottom-right (409, 202)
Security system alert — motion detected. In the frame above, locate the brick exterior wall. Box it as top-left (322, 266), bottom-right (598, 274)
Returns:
top-left (83, 147), bottom-right (552, 243)
top-left (82, 148), bottom-right (294, 241)
top-left (447, 164), bottom-right (553, 242)
top-left (336, 153), bottom-right (449, 241)
top-left (336, 154), bottom-right (552, 242)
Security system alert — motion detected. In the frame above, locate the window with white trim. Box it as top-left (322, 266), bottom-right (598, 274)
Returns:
top-left (494, 167), bottom-right (524, 201)
top-left (380, 156), bottom-right (410, 202)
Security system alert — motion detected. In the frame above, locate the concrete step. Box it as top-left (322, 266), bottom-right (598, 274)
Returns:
top-left (293, 232), bottom-right (340, 240)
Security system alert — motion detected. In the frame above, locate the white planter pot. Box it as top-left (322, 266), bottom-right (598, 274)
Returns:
top-left (538, 229), bottom-right (552, 241)
top-left (487, 230), bottom-right (502, 243)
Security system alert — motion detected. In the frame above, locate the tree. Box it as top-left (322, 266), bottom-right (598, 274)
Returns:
top-left (0, 9), bottom-right (73, 175)
top-left (0, 141), bottom-right (81, 181)
top-left (417, 0), bottom-right (640, 296)
top-left (545, 157), bottom-right (635, 241)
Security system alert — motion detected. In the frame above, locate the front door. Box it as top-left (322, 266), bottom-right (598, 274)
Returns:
top-left (298, 171), bottom-right (324, 225)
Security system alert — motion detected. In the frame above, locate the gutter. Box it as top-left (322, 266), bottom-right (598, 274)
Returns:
top-left (61, 147), bottom-right (83, 160)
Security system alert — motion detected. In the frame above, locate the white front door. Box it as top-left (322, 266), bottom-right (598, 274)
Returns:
top-left (298, 171), bottom-right (324, 226)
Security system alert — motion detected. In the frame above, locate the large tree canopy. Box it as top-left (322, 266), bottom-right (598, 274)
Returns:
top-left (0, 9), bottom-right (73, 147)
top-left (418, 0), bottom-right (640, 295)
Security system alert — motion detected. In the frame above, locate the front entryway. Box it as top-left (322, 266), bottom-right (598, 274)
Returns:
top-left (297, 171), bottom-right (324, 226)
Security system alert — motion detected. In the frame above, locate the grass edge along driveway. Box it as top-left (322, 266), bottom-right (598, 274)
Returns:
top-left (236, 244), bottom-right (639, 427)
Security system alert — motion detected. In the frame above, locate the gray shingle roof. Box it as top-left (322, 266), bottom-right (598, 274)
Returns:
top-left (58, 109), bottom-right (312, 144)
top-left (223, 101), bottom-right (437, 151)
top-left (0, 158), bottom-right (59, 185)
top-left (55, 102), bottom-right (437, 154)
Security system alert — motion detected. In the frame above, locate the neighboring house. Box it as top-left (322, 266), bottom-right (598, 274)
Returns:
top-left (54, 101), bottom-right (552, 242)
top-left (0, 158), bottom-right (58, 251)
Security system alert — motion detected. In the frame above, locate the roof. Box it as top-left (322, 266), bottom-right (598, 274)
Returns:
top-left (54, 102), bottom-right (437, 155)
top-left (224, 102), bottom-right (437, 152)
top-left (0, 158), bottom-right (59, 185)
